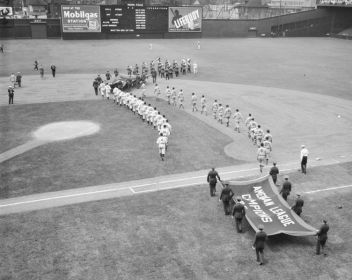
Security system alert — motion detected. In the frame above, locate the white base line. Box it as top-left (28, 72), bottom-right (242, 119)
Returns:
top-left (304, 184), bottom-right (352, 194)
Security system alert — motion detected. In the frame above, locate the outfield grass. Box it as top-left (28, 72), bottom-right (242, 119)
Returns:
top-left (0, 98), bottom-right (241, 198)
top-left (1, 38), bottom-right (352, 100)
top-left (1, 163), bottom-right (351, 280)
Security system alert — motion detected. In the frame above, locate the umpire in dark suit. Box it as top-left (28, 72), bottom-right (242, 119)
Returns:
top-left (219, 181), bottom-right (234, 215)
top-left (253, 224), bottom-right (267, 265)
top-left (207, 167), bottom-right (220, 197)
top-left (232, 196), bottom-right (246, 233)
top-left (316, 220), bottom-right (329, 255)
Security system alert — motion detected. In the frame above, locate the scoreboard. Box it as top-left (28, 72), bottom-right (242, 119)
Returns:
top-left (100, 6), bottom-right (168, 33)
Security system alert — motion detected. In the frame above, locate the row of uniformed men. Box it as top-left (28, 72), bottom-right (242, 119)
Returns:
top-left (102, 85), bottom-right (173, 161)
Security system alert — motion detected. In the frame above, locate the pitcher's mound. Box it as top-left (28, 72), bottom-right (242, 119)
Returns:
top-left (33, 121), bottom-right (100, 141)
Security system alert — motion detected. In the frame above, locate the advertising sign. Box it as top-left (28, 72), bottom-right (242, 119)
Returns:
top-left (168, 6), bottom-right (202, 32)
top-left (61, 5), bottom-right (101, 33)
top-left (100, 5), bottom-right (168, 33)
top-left (0, 7), bottom-right (13, 18)
top-left (227, 176), bottom-right (317, 236)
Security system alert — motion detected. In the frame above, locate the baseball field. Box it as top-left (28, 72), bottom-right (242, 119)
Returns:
top-left (0, 37), bottom-right (352, 280)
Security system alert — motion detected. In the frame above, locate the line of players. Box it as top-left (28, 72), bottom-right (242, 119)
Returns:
top-left (151, 85), bottom-right (274, 171)
top-left (127, 57), bottom-right (197, 81)
top-left (99, 85), bottom-right (172, 161)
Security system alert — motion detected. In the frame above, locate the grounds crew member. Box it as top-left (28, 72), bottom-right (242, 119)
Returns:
top-left (291, 194), bottom-right (304, 216)
top-left (316, 220), bottom-right (329, 255)
top-left (219, 181), bottom-right (234, 215)
top-left (253, 224), bottom-right (267, 265)
top-left (232, 196), bottom-right (246, 233)
top-left (207, 167), bottom-right (220, 197)
top-left (269, 162), bottom-right (279, 185)
top-left (280, 175), bottom-right (292, 201)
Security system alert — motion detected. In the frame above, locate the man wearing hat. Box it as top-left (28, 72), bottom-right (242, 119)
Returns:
top-left (269, 162), bottom-right (279, 185)
top-left (280, 175), bottom-right (291, 201)
top-left (232, 196), bottom-right (246, 232)
top-left (219, 182), bottom-right (234, 215)
top-left (16, 72), bottom-right (22, 87)
top-left (253, 224), bottom-right (267, 265)
top-left (8, 85), bottom-right (14, 104)
top-left (291, 194), bottom-right (304, 216)
top-left (207, 167), bottom-right (221, 197)
top-left (316, 220), bottom-right (329, 255)
top-left (300, 145), bottom-right (309, 174)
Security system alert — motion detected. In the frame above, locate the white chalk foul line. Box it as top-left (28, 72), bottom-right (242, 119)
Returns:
top-left (1, 164), bottom-right (350, 210)
top-left (304, 184), bottom-right (352, 194)
top-left (0, 185), bottom-right (139, 208)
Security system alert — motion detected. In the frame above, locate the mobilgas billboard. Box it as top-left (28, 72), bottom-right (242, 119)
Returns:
top-left (61, 5), bottom-right (101, 33)
top-left (168, 6), bottom-right (202, 32)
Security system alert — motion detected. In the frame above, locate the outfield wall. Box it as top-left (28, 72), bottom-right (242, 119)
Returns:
top-left (1, 8), bottom-right (351, 39)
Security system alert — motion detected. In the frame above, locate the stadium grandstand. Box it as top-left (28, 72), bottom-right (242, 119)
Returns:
top-left (0, 0), bottom-right (351, 38)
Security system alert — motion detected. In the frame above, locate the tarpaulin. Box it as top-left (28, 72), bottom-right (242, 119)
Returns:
top-left (227, 175), bottom-right (317, 236)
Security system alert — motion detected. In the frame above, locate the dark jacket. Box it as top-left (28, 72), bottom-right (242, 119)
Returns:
top-left (253, 230), bottom-right (267, 249)
top-left (281, 181), bottom-right (292, 194)
top-left (232, 203), bottom-right (245, 218)
top-left (317, 223), bottom-right (329, 241)
top-left (220, 186), bottom-right (234, 202)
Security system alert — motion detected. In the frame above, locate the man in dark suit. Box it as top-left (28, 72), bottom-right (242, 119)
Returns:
top-left (253, 224), bottom-right (267, 265)
top-left (207, 167), bottom-right (220, 197)
top-left (291, 194), bottom-right (304, 216)
top-left (316, 220), bottom-right (329, 255)
top-left (232, 196), bottom-right (246, 233)
top-left (269, 162), bottom-right (279, 185)
top-left (280, 175), bottom-right (292, 201)
top-left (219, 182), bottom-right (234, 215)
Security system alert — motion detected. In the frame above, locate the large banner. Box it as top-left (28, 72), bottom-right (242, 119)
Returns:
top-left (228, 176), bottom-right (317, 236)
top-left (168, 7), bottom-right (202, 32)
top-left (61, 5), bottom-right (101, 33)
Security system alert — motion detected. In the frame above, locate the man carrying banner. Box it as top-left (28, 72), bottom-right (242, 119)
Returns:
top-left (291, 194), bottom-right (304, 216)
top-left (219, 182), bottom-right (234, 215)
top-left (269, 162), bottom-right (279, 185)
top-left (253, 225), bottom-right (267, 265)
top-left (232, 196), bottom-right (246, 233)
top-left (316, 220), bottom-right (329, 256)
top-left (207, 167), bottom-right (221, 197)
top-left (280, 175), bottom-right (292, 201)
